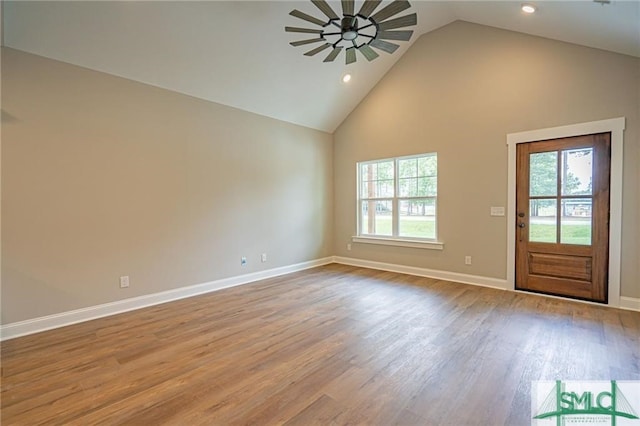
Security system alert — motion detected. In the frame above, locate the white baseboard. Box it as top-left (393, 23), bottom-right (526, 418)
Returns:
top-left (332, 256), bottom-right (508, 290)
top-left (333, 256), bottom-right (640, 312)
top-left (0, 257), bottom-right (334, 341)
top-left (620, 296), bottom-right (640, 312)
top-left (3, 256), bottom-right (635, 341)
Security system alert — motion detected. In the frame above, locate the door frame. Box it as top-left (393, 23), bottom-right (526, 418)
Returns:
top-left (506, 117), bottom-right (625, 307)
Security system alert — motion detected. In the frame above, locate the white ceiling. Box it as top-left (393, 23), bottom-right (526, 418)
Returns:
top-left (3, 1), bottom-right (639, 132)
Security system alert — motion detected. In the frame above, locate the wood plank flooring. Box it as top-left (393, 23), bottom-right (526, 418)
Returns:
top-left (2, 264), bottom-right (639, 425)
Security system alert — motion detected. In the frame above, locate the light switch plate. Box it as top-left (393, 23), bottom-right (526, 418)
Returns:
top-left (491, 206), bottom-right (505, 216)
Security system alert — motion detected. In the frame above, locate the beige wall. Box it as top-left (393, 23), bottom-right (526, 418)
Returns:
top-left (334, 21), bottom-right (640, 298)
top-left (1, 48), bottom-right (333, 324)
top-left (2, 20), bottom-right (639, 326)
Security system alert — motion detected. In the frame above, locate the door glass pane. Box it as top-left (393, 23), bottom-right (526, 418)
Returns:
top-left (561, 198), bottom-right (592, 245)
top-left (360, 200), bottom-right (392, 236)
top-left (399, 199), bottom-right (435, 239)
top-left (561, 148), bottom-right (593, 196)
top-left (530, 152), bottom-right (558, 196)
top-left (529, 199), bottom-right (557, 243)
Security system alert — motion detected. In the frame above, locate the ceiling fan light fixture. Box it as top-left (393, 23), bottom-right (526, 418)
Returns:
top-left (521, 4), bottom-right (537, 14)
top-left (285, 0), bottom-right (417, 65)
top-left (343, 30), bottom-right (358, 41)
top-left (341, 16), bottom-right (359, 40)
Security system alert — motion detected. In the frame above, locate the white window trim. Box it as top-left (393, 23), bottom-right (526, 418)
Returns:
top-left (355, 153), bottom-right (443, 250)
top-left (506, 117), bottom-right (625, 307)
top-left (352, 235), bottom-right (444, 250)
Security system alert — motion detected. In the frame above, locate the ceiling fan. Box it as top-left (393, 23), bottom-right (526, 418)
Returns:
top-left (285, 0), bottom-right (417, 64)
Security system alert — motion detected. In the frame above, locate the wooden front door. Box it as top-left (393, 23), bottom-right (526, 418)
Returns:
top-left (515, 133), bottom-right (611, 303)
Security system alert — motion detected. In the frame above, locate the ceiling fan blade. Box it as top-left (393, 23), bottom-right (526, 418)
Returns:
top-left (285, 26), bottom-right (324, 34)
top-left (290, 37), bottom-right (325, 47)
top-left (377, 30), bottom-right (413, 41)
top-left (358, 0), bottom-right (382, 18)
top-left (377, 13), bottom-right (417, 31)
top-left (323, 47), bottom-right (343, 62)
top-left (358, 44), bottom-right (379, 61)
top-left (346, 47), bottom-right (357, 64)
top-left (370, 39), bottom-right (400, 54)
top-left (311, 0), bottom-right (340, 20)
top-left (304, 43), bottom-right (332, 56)
top-left (290, 9), bottom-right (327, 27)
top-left (370, 0), bottom-right (411, 23)
top-left (342, 0), bottom-right (355, 16)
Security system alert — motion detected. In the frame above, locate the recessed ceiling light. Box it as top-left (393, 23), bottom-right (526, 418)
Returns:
top-left (522, 4), bottom-right (536, 14)
top-left (342, 74), bottom-right (352, 83)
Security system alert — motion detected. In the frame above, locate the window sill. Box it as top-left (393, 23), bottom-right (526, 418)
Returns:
top-left (351, 236), bottom-right (444, 250)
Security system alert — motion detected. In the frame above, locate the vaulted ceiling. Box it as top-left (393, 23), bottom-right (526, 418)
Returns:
top-left (3, 1), bottom-right (639, 132)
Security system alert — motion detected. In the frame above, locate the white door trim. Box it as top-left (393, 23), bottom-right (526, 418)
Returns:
top-left (506, 117), bottom-right (625, 307)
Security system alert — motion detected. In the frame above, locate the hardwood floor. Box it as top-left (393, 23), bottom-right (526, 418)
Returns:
top-left (2, 264), bottom-right (639, 425)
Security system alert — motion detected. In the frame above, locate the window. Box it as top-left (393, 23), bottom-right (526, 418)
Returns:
top-left (357, 153), bottom-right (438, 244)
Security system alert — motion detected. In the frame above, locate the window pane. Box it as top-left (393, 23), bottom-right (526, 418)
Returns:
top-left (360, 200), bottom-right (392, 236)
top-left (530, 152), bottom-right (558, 196)
top-left (529, 199), bottom-right (557, 243)
top-left (561, 148), bottom-right (593, 196)
top-left (377, 179), bottom-right (394, 198)
top-left (418, 176), bottom-right (437, 196)
top-left (360, 161), bottom-right (394, 198)
top-left (399, 177), bottom-right (417, 197)
top-left (360, 163), bottom-right (371, 180)
top-left (398, 177), bottom-right (437, 197)
top-left (398, 158), bottom-right (417, 178)
top-left (398, 156), bottom-right (437, 197)
top-left (377, 161), bottom-right (394, 180)
top-left (399, 199), bottom-right (435, 239)
top-left (561, 198), bottom-right (592, 245)
top-left (418, 155), bottom-right (437, 177)
top-left (360, 180), bottom-right (368, 198)
top-left (359, 177), bottom-right (393, 198)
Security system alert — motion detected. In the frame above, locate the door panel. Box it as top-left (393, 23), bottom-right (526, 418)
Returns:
top-left (528, 253), bottom-right (591, 281)
top-left (515, 133), bottom-right (611, 303)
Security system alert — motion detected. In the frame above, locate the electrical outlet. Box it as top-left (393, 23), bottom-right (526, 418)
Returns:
top-left (119, 276), bottom-right (130, 288)
top-left (347, 243), bottom-right (352, 251)
top-left (261, 253), bottom-right (267, 263)
top-left (241, 256), bottom-right (247, 266)
top-left (465, 256), bottom-right (472, 265)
